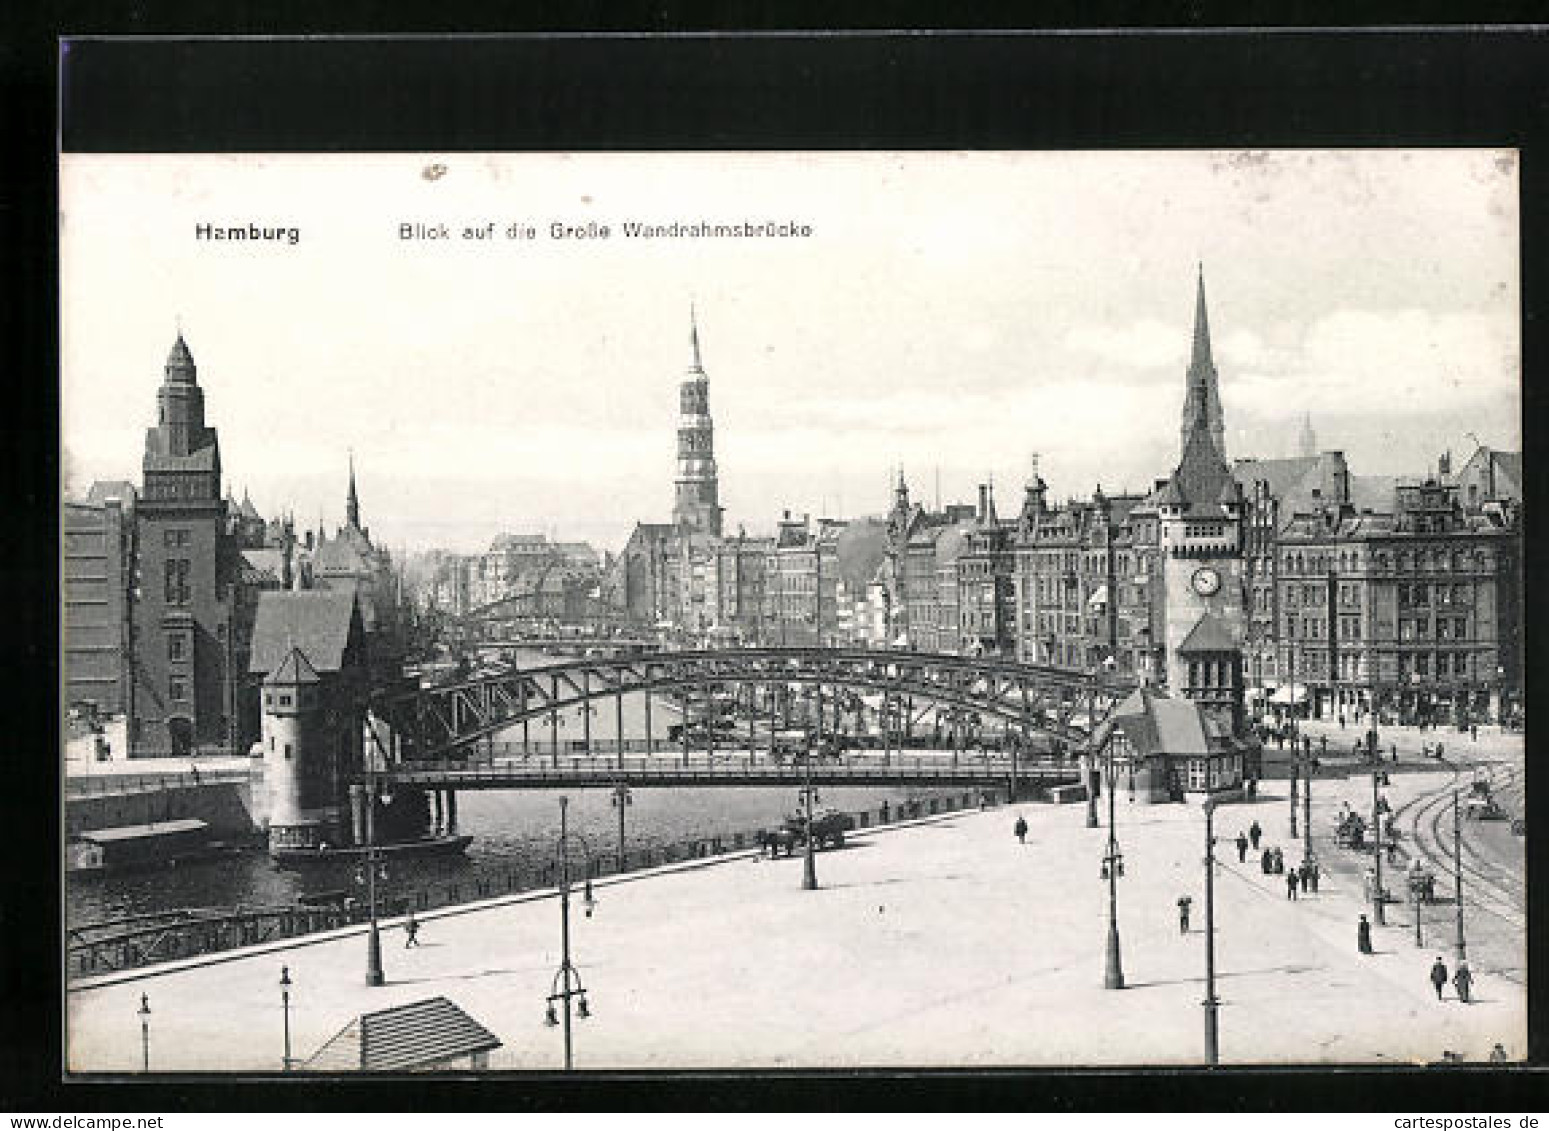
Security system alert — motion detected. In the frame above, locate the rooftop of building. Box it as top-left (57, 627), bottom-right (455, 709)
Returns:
top-left (248, 588), bottom-right (362, 675)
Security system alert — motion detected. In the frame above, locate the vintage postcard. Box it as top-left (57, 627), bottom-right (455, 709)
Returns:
top-left (61, 149), bottom-right (1524, 1072)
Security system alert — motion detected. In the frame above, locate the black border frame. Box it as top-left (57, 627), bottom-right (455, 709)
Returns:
top-left (10, 21), bottom-right (1547, 1113)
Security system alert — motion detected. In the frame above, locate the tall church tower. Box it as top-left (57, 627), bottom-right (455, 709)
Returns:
top-left (1179, 267), bottom-right (1226, 459)
top-left (1158, 272), bottom-right (1248, 734)
top-left (130, 333), bottom-right (235, 755)
top-left (1297, 413), bottom-right (1317, 458)
top-left (672, 306), bottom-right (723, 536)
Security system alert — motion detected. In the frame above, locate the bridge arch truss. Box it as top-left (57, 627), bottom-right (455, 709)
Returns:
top-left (375, 647), bottom-right (1136, 761)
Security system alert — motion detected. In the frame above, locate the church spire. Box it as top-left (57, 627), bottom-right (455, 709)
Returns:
top-left (1191, 264), bottom-right (1212, 370)
top-left (346, 450), bottom-right (361, 530)
top-left (1297, 412), bottom-right (1317, 458)
top-left (689, 301), bottom-right (703, 371)
top-left (1180, 265), bottom-right (1226, 460)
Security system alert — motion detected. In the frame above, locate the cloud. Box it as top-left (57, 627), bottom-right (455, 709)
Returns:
top-left (1062, 318), bottom-right (1183, 370)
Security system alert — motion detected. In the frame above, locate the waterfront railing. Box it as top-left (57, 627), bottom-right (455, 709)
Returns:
top-left (66, 788), bottom-right (1003, 981)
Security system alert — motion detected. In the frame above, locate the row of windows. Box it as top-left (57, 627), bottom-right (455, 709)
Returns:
top-left (1399, 617), bottom-right (1470, 642)
top-left (162, 528), bottom-right (192, 547)
top-left (1283, 547), bottom-right (1491, 574)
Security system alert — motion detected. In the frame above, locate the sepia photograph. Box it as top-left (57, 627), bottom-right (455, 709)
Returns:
top-left (59, 148), bottom-right (1524, 1073)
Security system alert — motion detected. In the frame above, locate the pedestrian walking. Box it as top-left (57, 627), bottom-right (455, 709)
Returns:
top-left (1429, 957), bottom-right (1449, 1000)
top-left (1357, 914), bottom-right (1373, 954)
top-left (1471, 724), bottom-right (1479, 742)
top-left (1261, 848), bottom-right (1273, 875)
top-left (1235, 832), bottom-right (1249, 863)
top-left (404, 911), bottom-right (421, 948)
top-left (1286, 871), bottom-right (1299, 900)
top-left (1391, 742), bottom-right (1398, 762)
top-left (1249, 821), bottom-right (1262, 850)
top-left (1309, 862), bottom-right (1320, 893)
top-left (1272, 847), bottom-right (1285, 875)
top-left (1013, 815), bottom-right (1028, 845)
top-left (1319, 735), bottom-right (1328, 756)
top-left (1177, 895), bottom-right (1192, 934)
top-left (1453, 962), bottom-right (1473, 1004)
top-left (1339, 713), bottom-right (1346, 729)
top-left (1298, 863), bottom-right (1310, 893)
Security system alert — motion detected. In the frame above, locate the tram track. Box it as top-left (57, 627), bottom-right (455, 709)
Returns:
top-left (1393, 762), bottom-right (1524, 936)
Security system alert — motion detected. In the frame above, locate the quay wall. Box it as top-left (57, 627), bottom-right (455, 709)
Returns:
top-left (65, 781), bottom-right (261, 839)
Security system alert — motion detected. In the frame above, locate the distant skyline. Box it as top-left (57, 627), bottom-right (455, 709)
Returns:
top-left (61, 150), bottom-right (1520, 553)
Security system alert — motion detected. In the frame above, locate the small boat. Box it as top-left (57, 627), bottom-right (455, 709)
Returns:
top-left (271, 833), bottom-right (473, 866)
top-left (67, 819), bottom-right (213, 875)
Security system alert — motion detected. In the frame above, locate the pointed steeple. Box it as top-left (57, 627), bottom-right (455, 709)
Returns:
top-left (165, 331), bottom-right (197, 384)
top-left (689, 302), bottom-right (704, 372)
top-left (1297, 412), bottom-right (1317, 458)
top-left (1180, 265), bottom-right (1226, 461)
top-left (1190, 264), bottom-right (1212, 370)
top-left (346, 450), bottom-right (361, 530)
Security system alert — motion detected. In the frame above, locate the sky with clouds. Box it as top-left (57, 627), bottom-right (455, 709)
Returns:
top-left (60, 150), bottom-right (1519, 553)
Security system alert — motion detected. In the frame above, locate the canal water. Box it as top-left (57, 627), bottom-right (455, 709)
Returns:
top-left (67, 650), bottom-right (956, 927)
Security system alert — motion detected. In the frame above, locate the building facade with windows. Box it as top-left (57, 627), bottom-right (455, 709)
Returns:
top-left (1275, 477), bottom-right (1520, 727)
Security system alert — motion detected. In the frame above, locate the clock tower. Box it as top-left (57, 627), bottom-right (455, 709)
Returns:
top-left (1157, 269), bottom-right (1248, 733)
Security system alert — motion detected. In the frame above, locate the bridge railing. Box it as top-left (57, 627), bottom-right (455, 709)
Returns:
top-left (385, 751), bottom-right (1075, 784)
top-left (67, 788), bottom-right (1007, 981)
top-left (65, 768), bottom-right (258, 798)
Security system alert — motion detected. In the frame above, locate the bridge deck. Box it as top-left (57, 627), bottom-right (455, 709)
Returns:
top-left (378, 754), bottom-right (1080, 791)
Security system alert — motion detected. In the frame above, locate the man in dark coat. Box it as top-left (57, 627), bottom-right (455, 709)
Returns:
top-left (1177, 895), bottom-right (1192, 934)
top-left (1261, 848), bottom-right (1273, 875)
top-left (1014, 815), bottom-right (1028, 845)
top-left (1285, 871), bottom-right (1299, 900)
top-left (1357, 914), bottom-right (1373, 954)
top-left (1249, 821), bottom-right (1263, 850)
top-left (1429, 957), bottom-right (1449, 1000)
top-left (1236, 832), bottom-right (1249, 863)
top-left (1453, 962), bottom-right (1473, 1004)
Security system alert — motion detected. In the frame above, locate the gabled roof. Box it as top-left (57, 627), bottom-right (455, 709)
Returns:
top-left (249, 589), bottom-right (361, 675)
top-left (302, 996), bottom-right (501, 1072)
top-left (1098, 687), bottom-right (1214, 757)
top-left (241, 548), bottom-right (286, 585)
top-left (1231, 455), bottom-right (1322, 502)
top-left (1177, 613), bottom-right (1240, 654)
top-left (266, 646), bottom-right (321, 686)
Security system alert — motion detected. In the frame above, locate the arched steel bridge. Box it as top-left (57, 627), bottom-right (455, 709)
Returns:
top-left (372, 646), bottom-right (1136, 764)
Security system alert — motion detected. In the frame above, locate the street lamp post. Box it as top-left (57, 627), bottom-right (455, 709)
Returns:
top-left (359, 731), bottom-right (386, 987)
top-left (1452, 791), bottom-right (1467, 962)
top-left (1100, 732), bottom-right (1125, 990)
top-left (1370, 762), bottom-right (1387, 926)
top-left (1412, 868), bottom-right (1425, 948)
top-left (1289, 748), bottom-right (1300, 839)
top-left (1202, 799), bottom-right (1221, 1066)
top-left (279, 965), bottom-right (294, 1071)
top-left (610, 781), bottom-right (632, 872)
top-left (1302, 748), bottom-right (1315, 870)
top-left (138, 992), bottom-right (151, 1073)
top-left (544, 795), bottom-right (597, 1071)
top-left (800, 741), bottom-right (820, 890)
top-left (1085, 666), bottom-right (1100, 830)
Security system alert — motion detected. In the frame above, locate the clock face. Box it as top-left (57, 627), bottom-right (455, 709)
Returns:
top-left (1192, 567), bottom-right (1222, 596)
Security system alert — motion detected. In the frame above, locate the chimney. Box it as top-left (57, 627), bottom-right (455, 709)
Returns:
top-left (977, 484), bottom-right (988, 522)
